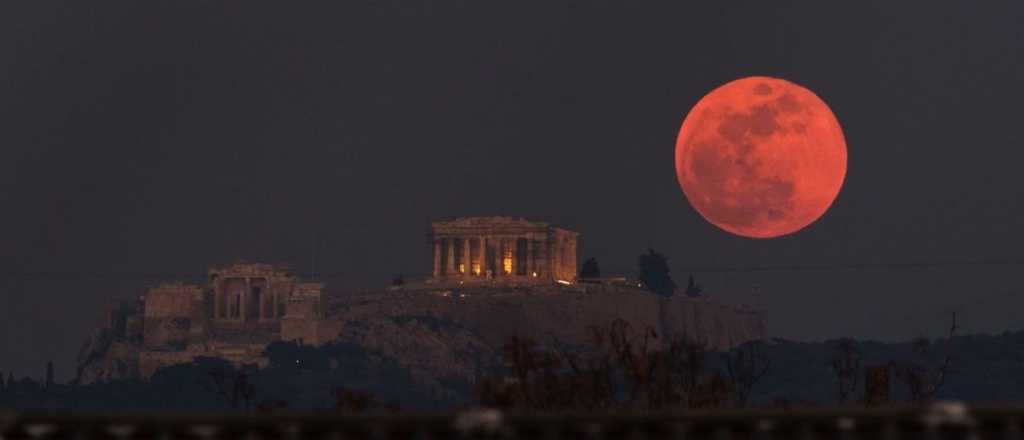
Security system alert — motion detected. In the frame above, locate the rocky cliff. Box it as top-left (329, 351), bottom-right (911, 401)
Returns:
top-left (324, 282), bottom-right (765, 352)
top-left (77, 283), bottom-right (764, 392)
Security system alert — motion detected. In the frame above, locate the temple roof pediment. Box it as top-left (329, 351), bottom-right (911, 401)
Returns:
top-left (432, 216), bottom-right (550, 229)
top-left (208, 262), bottom-right (294, 278)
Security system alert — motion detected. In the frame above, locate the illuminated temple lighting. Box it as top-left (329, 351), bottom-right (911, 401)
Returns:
top-left (431, 217), bottom-right (580, 282)
top-left (502, 247), bottom-right (513, 274)
top-left (556, 279), bottom-right (571, 285)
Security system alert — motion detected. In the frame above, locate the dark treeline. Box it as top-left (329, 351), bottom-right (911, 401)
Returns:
top-left (5, 319), bottom-right (1024, 411)
top-left (0, 251), bottom-right (1016, 411)
top-left (0, 342), bottom-right (438, 412)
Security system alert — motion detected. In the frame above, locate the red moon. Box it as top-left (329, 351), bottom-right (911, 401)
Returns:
top-left (675, 76), bottom-right (847, 239)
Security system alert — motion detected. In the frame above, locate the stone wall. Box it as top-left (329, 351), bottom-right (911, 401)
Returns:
top-left (79, 267), bottom-right (764, 386)
top-left (142, 284), bottom-right (204, 350)
top-left (326, 283), bottom-right (765, 351)
top-left (550, 228), bottom-right (578, 282)
top-left (144, 285), bottom-right (199, 318)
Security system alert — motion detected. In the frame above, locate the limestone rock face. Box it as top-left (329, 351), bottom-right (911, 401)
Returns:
top-left (333, 316), bottom-right (497, 402)
top-left (75, 328), bottom-right (140, 384)
top-left (326, 283), bottom-right (765, 353)
top-left (76, 280), bottom-right (764, 400)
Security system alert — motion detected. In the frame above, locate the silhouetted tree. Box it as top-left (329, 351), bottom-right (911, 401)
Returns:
top-left (664, 338), bottom-right (711, 408)
top-left (6, 372), bottom-right (13, 391)
top-left (637, 249), bottom-right (676, 297)
top-left (893, 312), bottom-right (958, 404)
top-left (45, 361), bottom-right (54, 388)
top-left (391, 274), bottom-right (405, 286)
top-left (478, 319), bottom-right (734, 411)
top-left (725, 341), bottom-right (771, 408)
top-left (579, 257), bottom-right (601, 279)
top-left (266, 341), bottom-right (329, 371)
top-left (192, 357), bottom-right (256, 411)
top-left (828, 338), bottom-right (861, 404)
top-left (334, 386), bottom-right (377, 412)
top-left (16, 377), bottom-right (40, 393)
top-left (150, 357), bottom-right (240, 409)
top-left (590, 319), bottom-right (659, 406)
top-left (684, 275), bottom-right (704, 297)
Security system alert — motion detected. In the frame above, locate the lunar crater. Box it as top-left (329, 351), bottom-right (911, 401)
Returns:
top-left (676, 76), bottom-right (847, 238)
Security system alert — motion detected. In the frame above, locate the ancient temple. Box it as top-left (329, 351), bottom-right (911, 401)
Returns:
top-left (79, 222), bottom-right (768, 384)
top-left (430, 216), bottom-right (579, 283)
top-left (137, 262), bottom-right (327, 376)
top-left (209, 263), bottom-right (298, 323)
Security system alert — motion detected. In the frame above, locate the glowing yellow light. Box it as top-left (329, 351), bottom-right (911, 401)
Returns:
top-left (472, 263), bottom-right (481, 275)
top-left (458, 263), bottom-right (465, 274)
top-left (531, 272), bottom-right (538, 277)
top-left (502, 246), bottom-right (513, 274)
top-left (556, 279), bottom-right (571, 285)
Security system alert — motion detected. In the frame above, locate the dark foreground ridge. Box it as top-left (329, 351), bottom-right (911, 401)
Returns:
top-left (0, 402), bottom-right (1020, 440)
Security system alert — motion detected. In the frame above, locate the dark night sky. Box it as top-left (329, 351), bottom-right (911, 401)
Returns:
top-left (2, 1), bottom-right (1023, 380)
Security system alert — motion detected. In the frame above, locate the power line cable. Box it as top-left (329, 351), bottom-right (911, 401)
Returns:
top-left (1, 257), bottom-right (1023, 281)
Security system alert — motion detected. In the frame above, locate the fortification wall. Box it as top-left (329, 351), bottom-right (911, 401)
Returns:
top-left (326, 284), bottom-right (765, 351)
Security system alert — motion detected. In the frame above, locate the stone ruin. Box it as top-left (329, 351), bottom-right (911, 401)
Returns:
top-left (77, 216), bottom-right (767, 387)
top-left (78, 263), bottom-right (329, 381)
top-left (430, 216), bottom-right (579, 283)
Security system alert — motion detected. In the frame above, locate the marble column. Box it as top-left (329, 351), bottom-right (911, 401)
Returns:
top-left (243, 278), bottom-right (251, 323)
top-left (268, 284), bottom-right (276, 319)
top-left (509, 237), bottom-right (516, 276)
top-left (541, 239), bottom-right (551, 279)
top-left (497, 238), bottom-right (506, 277)
top-left (445, 239), bottom-right (456, 275)
top-left (432, 239), bottom-right (441, 278)
top-left (491, 238), bottom-right (499, 277)
top-left (526, 238), bottom-right (535, 276)
top-left (478, 236), bottom-right (487, 276)
top-left (462, 238), bottom-right (471, 275)
top-left (213, 283), bottom-right (220, 319)
top-left (510, 238), bottom-right (518, 276)
top-left (258, 280), bottom-right (265, 321)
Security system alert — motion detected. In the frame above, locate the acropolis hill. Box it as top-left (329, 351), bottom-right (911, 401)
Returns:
top-left (76, 216), bottom-right (765, 392)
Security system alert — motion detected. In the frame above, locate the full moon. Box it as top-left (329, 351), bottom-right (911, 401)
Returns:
top-left (675, 76), bottom-right (847, 239)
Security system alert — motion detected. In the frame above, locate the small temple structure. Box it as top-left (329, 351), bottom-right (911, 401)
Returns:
top-left (133, 263), bottom-right (327, 377)
top-left (208, 263), bottom-right (322, 323)
top-left (429, 216), bottom-right (579, 283)
top-left (78, 216), bottom-right (768, 385)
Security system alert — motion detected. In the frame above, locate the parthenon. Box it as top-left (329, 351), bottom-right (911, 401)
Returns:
top-left (430, 216), bottom-right (579, 283)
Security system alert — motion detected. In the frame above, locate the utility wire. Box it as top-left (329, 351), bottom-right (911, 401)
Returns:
top-left (1, 257), bottom-right (1023, 281)
top-left (683, 257), bottom-right (1024, 273)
